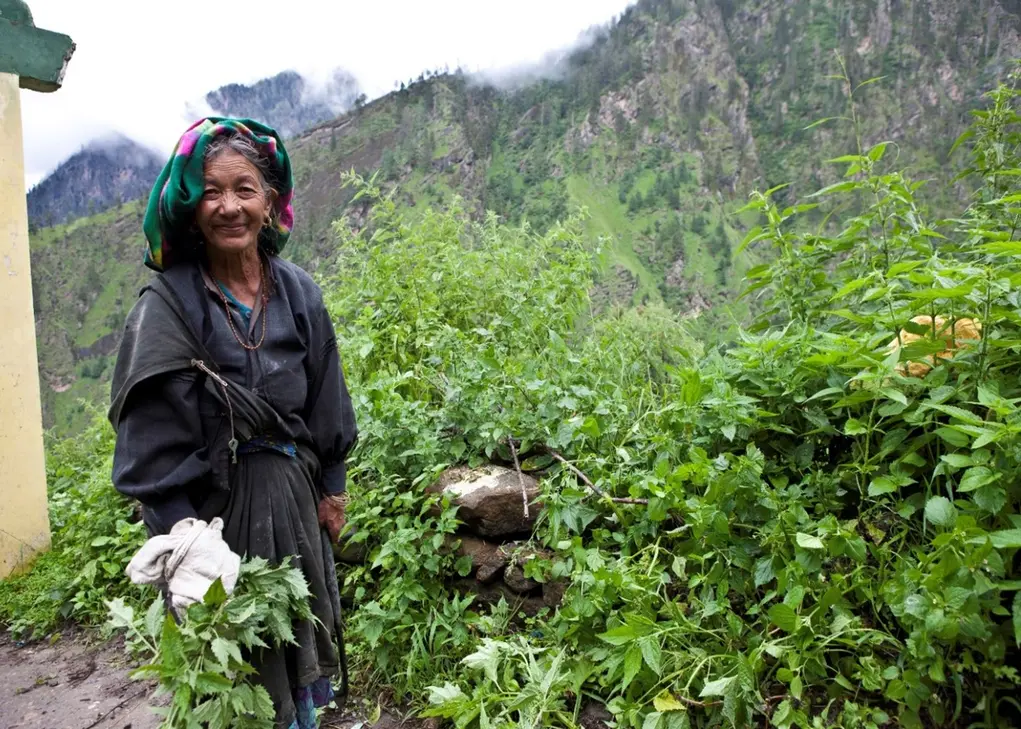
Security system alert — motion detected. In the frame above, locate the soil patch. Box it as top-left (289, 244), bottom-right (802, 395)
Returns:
top-left (0, 631), bottom-right (431, 729)
top-left (0, 630), bottom-right (159, 729)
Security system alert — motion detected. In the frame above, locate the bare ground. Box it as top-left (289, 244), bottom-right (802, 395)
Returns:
top-left (0, 632), bottom-right (430, 729)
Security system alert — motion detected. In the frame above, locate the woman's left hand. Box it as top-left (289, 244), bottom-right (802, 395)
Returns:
top-left (318, 493), bottom-right (348, 544)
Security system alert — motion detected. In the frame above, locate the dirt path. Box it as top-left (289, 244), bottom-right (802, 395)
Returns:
top-left (0, 631), bottom-right (160, 729)
top-left (0, 632), bottom-right (427, 729)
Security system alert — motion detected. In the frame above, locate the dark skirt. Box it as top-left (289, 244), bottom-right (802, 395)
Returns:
top-left (201, 447), bottom-right (340, 728)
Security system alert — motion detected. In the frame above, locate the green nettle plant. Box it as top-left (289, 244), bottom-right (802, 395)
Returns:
top-left (328, 70), bottom-right (1020, 729)
top-left (0, 412), bottom-right (148, 638)
top-left (107, 557), bottom-right (316, 729)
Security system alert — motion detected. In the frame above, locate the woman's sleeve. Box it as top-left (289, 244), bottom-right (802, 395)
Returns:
top-left (305, 304), bottom-right (358, 495)
top-left (111, 372), bottom-right (210, 534)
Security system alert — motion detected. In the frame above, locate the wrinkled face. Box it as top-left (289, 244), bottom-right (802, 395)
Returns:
top-left (195, 151), bottom-right (276, 256)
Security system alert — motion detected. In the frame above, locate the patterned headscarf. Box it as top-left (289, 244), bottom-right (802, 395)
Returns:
top-left (142, 117), bottom-right (294, 272)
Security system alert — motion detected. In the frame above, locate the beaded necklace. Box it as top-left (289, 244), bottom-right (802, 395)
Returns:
top-left (213, 260), bottom-right (269, 351)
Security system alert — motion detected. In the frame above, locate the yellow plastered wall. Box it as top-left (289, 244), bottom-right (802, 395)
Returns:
top-left (0, 71), bottom-right (51, 578)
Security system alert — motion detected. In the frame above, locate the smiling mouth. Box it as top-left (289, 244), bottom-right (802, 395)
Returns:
top-left (216, 224), bottom-right (248, 234)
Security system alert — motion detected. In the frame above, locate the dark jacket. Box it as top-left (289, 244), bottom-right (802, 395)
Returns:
top-left (108, 256), bottom-right (357, 535)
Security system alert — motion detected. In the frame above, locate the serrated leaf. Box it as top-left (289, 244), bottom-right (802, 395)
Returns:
top-left (925, 496), bottom-right (956, 527)
top-left (844, 418), bottom-right (867, 435)
top-left (924, 403), bottom-right (984, 425)
top-left (462, 639), bottom-right (505, 684)
top-left (971, 529), bottom-right (1021, 549)
top-left (830, 276), bottom-right (872, 301)
top-left (642, 712), bottom-right (664, 729)
top-left (653, 690), bottom-right (685, 712)
top-left (142, 598), bottom-right (164, 641)
top-left (940, 453), bottom-right (973, 468)
top-left (230, 684), bottom-right (254, 715)
top-left (881, 388), bottom-right (908, 406)
top-left (791, 674), bottom-right (804, 699)
top-left (203, 578), bottom-right (228, 607)
top-left (699, 675), bottom-right (735, 697)
top-left (278, 568), bottom-right (311, 600)
top-left (959, 466), bottom-right (996, 493)
top-left (105, 598), bottom-right (135, 631)
top-left (638, 635), bottom-right (663, 676)
top-left (160, 614), bottom-right (186, 673)
top-left (768, 603), bottom-right (799, 632)
top-left (623, 644), bottom-right (643, 688)
top-left (194, 672), bottom-right (233, 696)
top-left (192, 697), bottom-right (229, 729)
top-left (795, 533), bottom-right (824, 550)
top-left (598, 624), bottom-right (637, 645)
top-left (935, 427), bottom-right (970, 447)
top-left (251, 685), bottom-right (276, 719)
top-left (973, 485), bottom-right (1006, 514)
top-left (454, 555), bottom-right (473, 576)
top-left (868, 476), bottom-right (898, 496)
top-left (810, 181), bottom-right (859, 197)
top-left (868, 141), bottom-right (889, 162)
top-left (210, 637), bottom-right (244, 670)
top-left (753, 556), bottom-right (775, 587)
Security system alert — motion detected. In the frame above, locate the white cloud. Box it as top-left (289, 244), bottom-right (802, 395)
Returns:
top-left (18, 0), bottom-right (636, 187)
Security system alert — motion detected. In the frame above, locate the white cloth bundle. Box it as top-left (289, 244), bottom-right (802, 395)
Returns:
top-left (125, 517), bottom-right (241, 611)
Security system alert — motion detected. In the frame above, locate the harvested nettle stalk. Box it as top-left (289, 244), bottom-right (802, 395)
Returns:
top-left (106, 557), bottom-right (316, 729)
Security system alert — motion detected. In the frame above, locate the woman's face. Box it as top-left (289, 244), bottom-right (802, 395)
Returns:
top-left (195, 151), bottom-right (276, 257)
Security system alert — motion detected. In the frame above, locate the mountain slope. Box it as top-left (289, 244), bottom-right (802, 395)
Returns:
top-left (26, 136), bottom-right (162, 229)
top-left (29, 0), bottom-right (1021, 433)
top-left (201, 69), bottom-right (364, 138)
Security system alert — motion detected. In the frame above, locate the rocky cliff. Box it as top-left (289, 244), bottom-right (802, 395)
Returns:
top-left (201, 69), bottom-right (364, 139)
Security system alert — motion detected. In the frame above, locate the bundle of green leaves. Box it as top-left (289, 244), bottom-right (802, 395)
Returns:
top-left (107, 557), bottom-right (315, 729)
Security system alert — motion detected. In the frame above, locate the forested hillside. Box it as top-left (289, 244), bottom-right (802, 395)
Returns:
top-left (26, 136), bottom-right (161, 228)
top-left (28, 0), bottom-right (1021, 433)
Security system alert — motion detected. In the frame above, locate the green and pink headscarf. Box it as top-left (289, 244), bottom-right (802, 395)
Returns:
top-left (142, 117), bottom-right (294, 272)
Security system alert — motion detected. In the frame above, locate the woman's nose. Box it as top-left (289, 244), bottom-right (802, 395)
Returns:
top-left (219, 191), bottom-right (241, 215)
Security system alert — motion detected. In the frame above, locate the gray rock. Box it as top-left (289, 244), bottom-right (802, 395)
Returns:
top-left (432, 465), bottom-right (541, 538)
top-left (455, 536), bottom-right (510, 584)
top-left (449, 578), bottom-right (547, 617)
top-left (503, 562), bottom-right (541, 594)
top-left (542, 579), bottom-right (567, 607)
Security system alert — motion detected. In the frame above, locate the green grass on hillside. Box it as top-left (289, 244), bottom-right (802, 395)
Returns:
top-left (566, 175), bottom-right (662, 305)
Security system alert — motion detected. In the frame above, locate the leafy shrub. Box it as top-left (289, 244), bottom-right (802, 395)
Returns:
top-left (329, 76), bottom-right (1021, 728)
top-left (0, 409), bottom-right (147, 637)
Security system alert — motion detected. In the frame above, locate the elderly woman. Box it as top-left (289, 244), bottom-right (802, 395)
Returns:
top-left (108, 117), bottom-right (357, 728)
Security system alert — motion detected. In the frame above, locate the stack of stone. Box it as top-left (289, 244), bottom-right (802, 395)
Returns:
top-left (432, 464), bottom-right (564, 614)
top-left (336, 463), bottom-right (563, 613)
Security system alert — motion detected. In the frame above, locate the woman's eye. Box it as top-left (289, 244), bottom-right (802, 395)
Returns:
top-left (202, 189), bottom-right (219, 199)
top-left (238, 187), bottom-right (257, 195)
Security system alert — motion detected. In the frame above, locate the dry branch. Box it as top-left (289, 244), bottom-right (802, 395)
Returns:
top-left (544, 448), bottom-right (649, 505)
top-left (507, 436), bottom-right (530, 519)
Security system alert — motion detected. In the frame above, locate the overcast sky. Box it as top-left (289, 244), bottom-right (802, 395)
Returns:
top-left (20, 0), bottom-right (635, 188)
